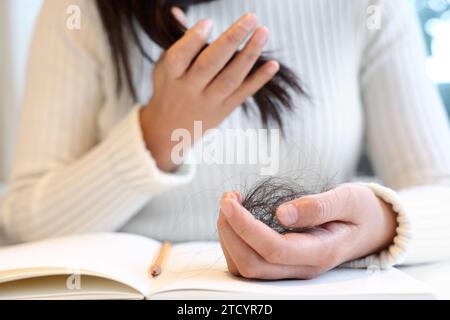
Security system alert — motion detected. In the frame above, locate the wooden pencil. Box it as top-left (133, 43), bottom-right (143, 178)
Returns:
top-left (149, 241), bottom-right (171, 278)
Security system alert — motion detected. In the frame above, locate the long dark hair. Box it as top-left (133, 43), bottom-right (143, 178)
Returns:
top-left (95, 0), bottom-right (304, 129)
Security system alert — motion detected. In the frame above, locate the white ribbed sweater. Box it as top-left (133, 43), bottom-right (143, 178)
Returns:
top-left (1, 0), bottom-right (450, 268)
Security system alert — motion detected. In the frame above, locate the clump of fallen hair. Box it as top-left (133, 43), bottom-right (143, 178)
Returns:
top-left (242, 177), bottom-right (320, 234)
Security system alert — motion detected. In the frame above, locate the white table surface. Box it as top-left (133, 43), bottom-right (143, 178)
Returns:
top-left (401, 260), bottom-right (450, 300)
top-left (0, 184), bottom-right (449, 299)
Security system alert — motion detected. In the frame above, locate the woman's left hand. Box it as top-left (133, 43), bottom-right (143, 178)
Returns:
top-left (217, 184), bottom-right (398, 280)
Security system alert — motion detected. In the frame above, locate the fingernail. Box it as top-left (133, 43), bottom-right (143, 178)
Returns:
top-left (277, 204), bottom-right (298, 226)
top-left (242, 13), bottom-right (258, 29)
top-left (265, 61), bottom-right (280, 75)
top-left (198, 19), bottom-right (213, 37)
top-left (255, 27), bottom-right (269, 46)
top-left (221, 200), bottom-right (234, 219)
top-left (222, 191), bottom-right (238, 202)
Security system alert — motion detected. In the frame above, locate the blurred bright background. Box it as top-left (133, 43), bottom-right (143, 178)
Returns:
top-left (0, 0), bottom-right (449, 181)
top-left (0, 0), bottom-right (43, 181)
top-left (415, 0), bottom-right (450, 112)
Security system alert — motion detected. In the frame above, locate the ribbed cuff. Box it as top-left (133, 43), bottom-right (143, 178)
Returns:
top-left (104, 105), bottom-right (196, 195)
top-left (341, 183), bottom-right (412, 269)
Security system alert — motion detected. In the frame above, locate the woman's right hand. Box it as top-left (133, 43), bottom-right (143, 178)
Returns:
top-left (140, 13), bottom-right (280, 172)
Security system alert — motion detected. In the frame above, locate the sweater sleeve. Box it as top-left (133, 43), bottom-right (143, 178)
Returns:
top-left (347, 0), bottom-right (450, 268)
top-left (0, 0), bottom-right (195, 243)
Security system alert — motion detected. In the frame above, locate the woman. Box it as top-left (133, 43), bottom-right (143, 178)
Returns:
top-left (1, 0), bottom-right (450, 280)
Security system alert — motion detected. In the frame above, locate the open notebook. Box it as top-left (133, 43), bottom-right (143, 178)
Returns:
top-left (0, 233), bottom-right (433, 300)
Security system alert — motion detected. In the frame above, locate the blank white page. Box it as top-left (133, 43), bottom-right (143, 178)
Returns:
top-left (0, 233), bottom-right (160, 296)
top-left (153, 242), bottom-right (434, 299)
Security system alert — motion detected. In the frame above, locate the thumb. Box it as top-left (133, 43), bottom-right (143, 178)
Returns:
top-left (276, 186), bottom-right (355, 228)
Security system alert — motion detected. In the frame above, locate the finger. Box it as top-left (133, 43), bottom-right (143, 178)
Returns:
top-left (221, 191), bottom-right (243, 204)
top-left (221, 197), bottom-right (302, 265)
top-left (218, 213), bottom-right (239, 276)
top-left (171, 6), bottom-right (189, 27)
top-left (223, 60), bottom-right (279, 109)
top-left (206, 27), bottom-right (269, 98)
top-left (164, 19), bottom-right (214, 78)
top-left (187, 13), bottom-right (258, 87)
top-left (221, 197), bottom-right (346, 267)
top-left (218, 212), bottom-right (319, 280)
top-left (276, 185), bottom-right (358, 229)
top-left (219, 191), bottom-right (244, 276)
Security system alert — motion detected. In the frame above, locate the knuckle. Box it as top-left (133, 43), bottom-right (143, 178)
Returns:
top-left (163, 50), bottom-right (182, 70)
top-left (225, 28), bottom-right (244, 45)
top-left (190, 27), bottom-right (208, 43)
top-left (312, 197), bottom-right (328, 223)
top-left (196, 57), bottom-right (214, 72)
top-left (242, 49), bottom-right (261, 63)
top-left (236, 21), bottom-right (252, 36)
top-left (265, 247), bottom-right (284, 264)
top-left (335, 184), bottom-right (359, 217)
top-left (236, 226), bottom-right (249, 239)
top-left (216, 77), bottom-right (238, 96)
top-left (336, 184), bottom-right (351, 200)
top-left (301, 268), bottom-right (322, 280)
top-left (164, 49), bottom-right (178, 64)
top-left (238, 264), bottom-right (259, 279)
top-left (341, 184), bottom-right (359, 206)
top-left (203, 88), bottom-right (217, 100)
